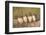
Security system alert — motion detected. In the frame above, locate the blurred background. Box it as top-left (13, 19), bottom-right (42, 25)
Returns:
top-left (13, 7), bottom-right (40, 18)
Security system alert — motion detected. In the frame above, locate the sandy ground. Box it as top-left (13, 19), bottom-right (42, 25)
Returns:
top-left (13, 19), bottom-right (40, 28)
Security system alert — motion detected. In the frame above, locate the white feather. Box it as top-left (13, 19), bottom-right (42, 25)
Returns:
top-left (28, 16), bottom-right (32, 22)
top-left (17, 18), bottom-right (23, 24)
top-left (23, 16), bottom-right (27, 23)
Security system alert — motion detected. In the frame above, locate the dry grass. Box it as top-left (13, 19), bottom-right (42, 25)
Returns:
top-left (13, 19), bottom-right (40, 28)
